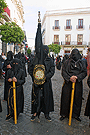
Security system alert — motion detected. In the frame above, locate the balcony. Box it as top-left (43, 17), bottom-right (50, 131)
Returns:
top-left (61, 41), bottom-right (87, 46)
top-left (64, 26), bottom-right (72, 31)
top-left (2, 7), bottom-right (11, 21)
top-left (0, 18), bottom-right (4, 24)
top-left (52, 26), bottom-right (60, 31)
top-left (76, 25), bottom-right (84, 30)
top-left (53, 42), bottom-right (60, 45)
top-left (65, 42), bottom-right (70, 45)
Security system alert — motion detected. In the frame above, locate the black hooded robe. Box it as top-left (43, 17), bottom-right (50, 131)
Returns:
top-left (3, 51), bottom-right (13, 101)
top-left (6, 58), bottom-right (25, 119)
top-left (56, 56), bottom-right (61, 70)
top-left (60, 50), bottom-right (87, 118)
top-left (29, 55), bottom-right (55, 114)
top-left (0, 55), bottom-right (5, 78)
top-left (20, 53), bottom-right (27, 77)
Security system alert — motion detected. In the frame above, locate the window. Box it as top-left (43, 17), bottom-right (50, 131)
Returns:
top-left (66, 19), bottom-right (71, 29)
top-left (78, 19), bottom-right (83, 28)
top-left (65, 50), bottom-right (70, 53)
top-left (65, 34), bottom-right (71, 45)
top-left (54, 35), bottom-right (59, 44)
top-left (77, 34), bottom-right (83, 45)
top-left (55, 20), bottom-right (59, 29)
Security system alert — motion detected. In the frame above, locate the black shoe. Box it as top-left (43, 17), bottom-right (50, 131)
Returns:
top-left (31, 114), bottom-right (37, 121)
top-left (6, 115), bottom-right (12, 121)
top-left (60, 116), bottom-right (66, 121)
top-left (74, 117), bottom-right (81, 122)
top-left (45, 115), bottom-right (52, 122)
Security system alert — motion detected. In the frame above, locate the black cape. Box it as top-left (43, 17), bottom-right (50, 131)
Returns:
top-left (3, 59), bottom-right (13, 100)
top-left (20, 55), bottom-right (27, 77)
top-left (29, 55), bottom-right (55, 114)
top-left (60, 57), bottom-right (87, 117)
top-left (6, 67), bottom-right (25, 118)
top-left (56, 56), bottom-right (61, 70)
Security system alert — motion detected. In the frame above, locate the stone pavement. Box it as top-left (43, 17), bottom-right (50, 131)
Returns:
top-left (0, 68), bottom-right (90, 135)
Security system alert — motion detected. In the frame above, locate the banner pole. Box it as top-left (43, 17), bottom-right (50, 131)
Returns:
top-left (69, 82), bottom-right (75, 126)
top-left (13, 81), bottom-right (17, 124)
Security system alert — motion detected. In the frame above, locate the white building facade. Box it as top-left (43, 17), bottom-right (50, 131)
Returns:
top-left (41, 7), bottom-right (90, 56)
top-left (0, 0), bottom-right (25, 54)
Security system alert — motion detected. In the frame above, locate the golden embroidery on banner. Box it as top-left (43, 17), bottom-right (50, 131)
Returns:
top-left (33, 64), bottom-right (45, 85)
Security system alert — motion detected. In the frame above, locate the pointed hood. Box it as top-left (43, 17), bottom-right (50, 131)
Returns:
top-left (35, 11), bottom-right (43, 64)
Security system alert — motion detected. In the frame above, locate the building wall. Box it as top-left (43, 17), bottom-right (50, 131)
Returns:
top-left (42, 7), bottom-right (90, 56)
top-left (43, 14), bottom-right (90, 44)
top-left (0, 0), bottom-right (25, 54)
top-left (6, 0), bottom-right (24, 29)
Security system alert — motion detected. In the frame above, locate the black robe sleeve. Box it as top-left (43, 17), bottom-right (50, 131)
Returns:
top-left (3, 60), bottom-right (8, 72)
top-left (45, 57), bottom-right (55, 80)
top-left (76, 61), bottom-right (87, 82)
top-left (28, 62), bottom-right (34, 82)
top-left (62, 60), bottom-right (71, 83)
top-left (16, 70), bottom-right (25, 86)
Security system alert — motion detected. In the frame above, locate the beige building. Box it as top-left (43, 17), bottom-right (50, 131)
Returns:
top-left (42, 7), bottom-right (90, 56)
top-left (0, 0), bottom-right (25, 54)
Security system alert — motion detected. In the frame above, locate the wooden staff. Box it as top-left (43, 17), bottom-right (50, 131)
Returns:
top-left (13, 81), bottom-right (17, 124)
top-left (69, 82), bottom-right (75, 126)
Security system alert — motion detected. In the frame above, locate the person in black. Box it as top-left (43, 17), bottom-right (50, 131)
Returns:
top-left (27, 54), bottom-right (35, 74)
top-left (5, 58), bottom-right (25, 121)
top-left (28, 12), bottom-right (55, 122)
top-left (82, 56), bottom-right (87, 68)
top-left (56, 55), bottom-right (61, 70)
top-left (3, 51), bottom-right (13, 101)
top-left (62, 54), bottom-right (69, 65)
top-left (29, 45), bottom-right (55, 122)
top-left (20, 53), bottom-right (27, 77)
top-left (0, 55), bottom-right (5, 79)
top-left (60, 48), bottom-right (87, 122)
top-left (51, 54), bottom-right (55, 65)
top-left (84, 75), bottom-right (90, 127)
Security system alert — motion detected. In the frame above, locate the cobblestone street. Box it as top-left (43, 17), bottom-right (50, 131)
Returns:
top-left (0, 67), bottom-right (90, 135)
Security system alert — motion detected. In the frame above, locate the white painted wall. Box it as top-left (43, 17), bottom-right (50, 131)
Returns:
top-left (43, 14), bottom-right (90, 45)
top-left (5, 0), bottom-right (24, 29)
top-left (45, 15), bottom-right (90, 45)
top-left (42, 8), bottom-right (90, 56)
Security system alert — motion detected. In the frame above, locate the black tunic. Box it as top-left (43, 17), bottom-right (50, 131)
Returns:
top-left (29, 56), bottom-right (55, 114)
top-left (60, 57), bottom-right (87, 117)
top-left (6, 68), bottom-right (25, 118)
top-left (3, 59), bottom-right (12, 101)
top-left (20, 56), bottom-right (27, 77)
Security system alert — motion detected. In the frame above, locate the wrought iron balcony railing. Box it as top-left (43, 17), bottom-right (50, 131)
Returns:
top-left (52, 42), bottom-right (60, 45)
top-left (52, 26), bottom-right (60, 30)
top-left (64, 26), bottom-right (72, 30)
top-left (61, 41), bottom-right (87, 45)
top-left (76, 25), bottom-right (85, 29)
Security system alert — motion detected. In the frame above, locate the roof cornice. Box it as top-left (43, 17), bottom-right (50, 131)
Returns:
top-left (42, 7), bottom-right (90, 26)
